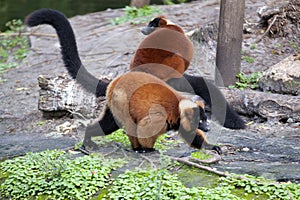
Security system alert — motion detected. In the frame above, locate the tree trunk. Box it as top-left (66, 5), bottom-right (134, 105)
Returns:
top-left (216, 0), bottom-right (245, 86)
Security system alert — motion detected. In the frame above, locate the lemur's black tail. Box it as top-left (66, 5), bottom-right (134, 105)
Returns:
top-left (25, 9), bottom-right (108, 97)
top-left (167, 74), bottom-right (246, 129)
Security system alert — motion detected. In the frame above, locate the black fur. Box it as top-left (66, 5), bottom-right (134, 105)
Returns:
top-left (26, 9), bottom-right (119, 150)
top-left (178, 126), bottom-right (222, 155)
top-left (167, 74), bottom-right (246, 129)
top-left (133, 147), bottom-right (155, 153)
top-left (148, 17), bottom-right (161, 28)
top-left (83, 106), bottom-right (119, 149)
top-left (197, 105), bottom-right (210, 132)
top-left (25, 9), bottom-right (108, 97)
top-left (141, 17), bottom-right (161, 35)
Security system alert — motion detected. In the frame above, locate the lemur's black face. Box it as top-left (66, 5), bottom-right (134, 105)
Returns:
top-left (141, 17), bottom-right (162, 35)
top-left (148, 18), bottom-right (161, 27)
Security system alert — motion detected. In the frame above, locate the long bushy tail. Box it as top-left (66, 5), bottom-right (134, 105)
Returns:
top-left (25, 9), bottom-right (108, 97)
top-left (167, 74), bottom-right (246, 129)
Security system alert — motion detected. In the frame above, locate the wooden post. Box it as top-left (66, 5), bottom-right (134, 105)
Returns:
top-left (215, 0), bottom-right (245, 86)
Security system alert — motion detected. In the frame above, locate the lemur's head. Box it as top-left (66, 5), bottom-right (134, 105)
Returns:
top-left (141, 16), bottom-right (174, 35)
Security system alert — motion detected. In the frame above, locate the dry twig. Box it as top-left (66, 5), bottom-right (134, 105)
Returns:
top-left (0, 32), bottom-right (57, 38)
top-left (139, 154), bottom-right (157, 168)
top-left (169, 156), bottom-right (229, 177)
top-left (256, 15), bottom-right (278, 43)
top-left (77, 146), bottom-right (91, 155)
top-left (103, 143), bottom-right (122, 157)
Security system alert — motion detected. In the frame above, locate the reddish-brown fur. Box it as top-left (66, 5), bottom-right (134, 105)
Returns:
top-left (120, 18), bottom-right (209, 149)
top-left (106, 71), bottom-right (210, 150)
top-left (130, 17), bottom-right (194, 81)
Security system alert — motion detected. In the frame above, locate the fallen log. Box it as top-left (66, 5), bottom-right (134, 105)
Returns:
top-left (37, 74), bottom-right (108, 118)
top-left (221, 88), bottom-right (300, 122)
top-left (37, 74), bottom-right (300, 123)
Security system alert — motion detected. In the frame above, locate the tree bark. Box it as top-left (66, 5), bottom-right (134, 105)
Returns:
top-left (216, 0), bottom-right (245, 86)
top-left (37, 74), bottom-right (107, 118)
top-left (220, 88), bottom-right (300, 122)
top-left (37, 75), bottom-right (300, 123)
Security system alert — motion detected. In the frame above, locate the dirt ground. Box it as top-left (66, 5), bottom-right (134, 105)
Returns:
top-left (0, 0), bottom-right (299, 182)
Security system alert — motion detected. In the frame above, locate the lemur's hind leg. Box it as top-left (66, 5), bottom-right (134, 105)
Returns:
top-left (128, 135), bottom-right (156, 153)
top-left (135, 109), bottom-right (167, 153)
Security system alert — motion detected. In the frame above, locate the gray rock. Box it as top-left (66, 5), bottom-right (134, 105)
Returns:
top-left (259, 54), bottom-right (300, 95)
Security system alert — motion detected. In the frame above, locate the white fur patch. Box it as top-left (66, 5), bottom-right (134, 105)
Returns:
top-left (179, 99), bottom-right (197, 110)
top-left (165, 19), bottom-right (175, 25)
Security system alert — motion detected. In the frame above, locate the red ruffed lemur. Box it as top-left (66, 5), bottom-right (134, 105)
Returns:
top-left (25, 9), bottom-right (243, 153)
top-left (106, 71), bottom-right (221, 153)
top-left (130, 16), bottom-right (209, 131)
top-left (131, 16), bottom-right (245, 131)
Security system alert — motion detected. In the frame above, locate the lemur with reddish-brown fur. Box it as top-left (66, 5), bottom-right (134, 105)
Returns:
top-left (131, 16), bottom-right (210, 131)
top-left (106, 71), bottom-right (220, 153)
top-left (131, 16), bottom-right (245, 131)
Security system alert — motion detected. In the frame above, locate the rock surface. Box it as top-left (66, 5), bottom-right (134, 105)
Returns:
top-left (259, 54), bottom-right (300, 95)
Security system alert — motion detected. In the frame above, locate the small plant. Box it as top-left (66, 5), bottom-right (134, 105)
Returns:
top-left (163, 0), bottom-right (175, 4)
top-left (154, 133), bottom-right (179, 151)
top-left (0, 150), bottom-right (126, 199)
top-left (250, 44), bottom-right (256, 50)
top-left (229, 71), bottom-right (262, 90)
top-left (290, 41), bottom-right (300, 52)
top-left (191, 150), bottom-right (213, 160)
top-left (163, 0), bottom-right (186, 4)
top-left (111, 6), bottom-right (161, 25)
top-left (241, 55), bottom-right (254, 63)
top-left (35, 120), bottom-right (48, 126)
top-left (0, 19), bottom-right (29, 80)
top-left (0, 63), bottom-right (18, 74)
top-left (99, 128), bottom-right (131, 147)
top-left (275, 43), bottom-right (281, 48)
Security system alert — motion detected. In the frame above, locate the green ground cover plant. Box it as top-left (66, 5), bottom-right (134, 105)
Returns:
top-left (0, 19), bottom-right (29, 82)
top-left (229, 71), bottom-right (262, 90)
top-left (0, 150), bottom-right (126, 200)
top-left (220, 174), bottom-right (300, 200)
top-left (111, 6), bottom-right (161, 25)
top-left (105, 169), bottom-right (242, 200)
top-left (241, 55), bottom-right (254, 63)
top-left (1, 149), bottom-right (299, 200)
top-left (191, 150), bottom-right (213, 160)
top-left (94, 128), bottom-right (178, 151)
